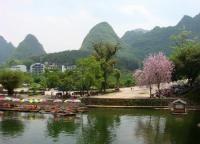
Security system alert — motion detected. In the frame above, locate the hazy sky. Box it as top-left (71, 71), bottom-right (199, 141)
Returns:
top-left (0, 0), bottom-right (200, 53)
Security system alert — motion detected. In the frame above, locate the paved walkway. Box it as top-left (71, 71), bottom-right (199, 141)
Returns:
top-left (89, 86), bottom-right (150, 99)
top-left (27, 84), bottom-right (172, 99)
top-left (90, 84), bottom-right (171, 99)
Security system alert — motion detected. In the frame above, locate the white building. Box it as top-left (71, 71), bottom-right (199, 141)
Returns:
top-left (10, 65), bottom-right (27, 72)
top-left (66, 65), bottom-right (76, 70)
top-left (61, 65), bottom-right (76, 72)
top-left (30, 63), bottom-right (45, 75)
top-left (61, 65), bottom-right (66, 72)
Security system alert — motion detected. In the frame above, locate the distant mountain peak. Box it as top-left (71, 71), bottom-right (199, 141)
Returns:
top-left (0, 35), bottom-right (7, 43)
top-left (80, 21), bottom-right (120, 51)
top-left (132, 28), bottom-right (148, 33)
top-left (177, 15), bottom-right (193, 26)
top-left (89, 21), bottom-right (115, 34)
top-left (12, 34), bottom-right (46, 59)
top-left (24, 34), bottom-right (39, 42)
top-left (93, 21), bottom-right (113, 28)
top-left (0, 35), bottom-right (15, 63)
top-left (193, 13), bottom-right (200, 21)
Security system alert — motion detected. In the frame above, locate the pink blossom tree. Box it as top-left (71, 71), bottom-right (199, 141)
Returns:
top-left (134, 52), bottom-right (174, 97)
top-left (134, 69), bottom-right (155, 97)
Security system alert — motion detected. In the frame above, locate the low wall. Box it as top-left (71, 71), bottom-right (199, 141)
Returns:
top-left (82, 98), bottom-right (178, 106)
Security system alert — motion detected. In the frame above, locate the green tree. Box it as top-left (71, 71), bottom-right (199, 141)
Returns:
top-left (0, 70), bottom-right (24, 95)
top-left (171, 32), bottom-right (200, 85)
top-left (76, 56), bottom-right (103, 94)
top-left (58, 70), bottom-right (74, 93)
top-left (93, 42), bottom-right (119, 92)
top-left (46, 72), bottom-right (60, 89)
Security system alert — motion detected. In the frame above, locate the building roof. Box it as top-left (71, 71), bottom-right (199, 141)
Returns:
top-left (172, 99), bottom-right (187, 105)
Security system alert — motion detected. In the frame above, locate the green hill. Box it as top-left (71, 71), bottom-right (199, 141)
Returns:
top-left (30, 50), bottom-right (90, 65)
top-left (80, 22), bottom-right (121, 51)
top-left (121, 13), bottom-right (200, 60)
top-left (0, 36), bottom-right (15, 63)
top-left (80, 22), bottom-right (132, 58)
top-left (12, 34), bottom-right (46, 59)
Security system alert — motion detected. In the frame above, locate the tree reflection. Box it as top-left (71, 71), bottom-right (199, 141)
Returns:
top-left (135, 115), bottom-right (170, 144)
top-left (76, 109), bottom-right (120, 144)
top-left (165, 112), bottom-right (200, 144)
top-left (0, 118), bottom-right (25, 137)
top-left (46, 117), bottom-right (79, 138)
top-left (21, 113), bottom-right (46, 120)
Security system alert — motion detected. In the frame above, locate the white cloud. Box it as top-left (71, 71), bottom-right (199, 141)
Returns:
top-left (0, 4), bottom-right (100, 53)
top-left (119, 4), bottom-right (149, 16)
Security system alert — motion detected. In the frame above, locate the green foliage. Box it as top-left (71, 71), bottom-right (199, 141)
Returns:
top-left (76, 56), bottom-right (103, 92)
top-left (93, 42), bottom-right (119, 92)
top-left (31, 75), bottom-right (47, 90)
top-left (171, 32), bottom-right (200, 85)
top-left (120, 71), bottom-right (135, 87)
top-left (58, 71), bottom-right (74, 92)
top-left (45, 71), bottom-right (61, 89)
top-left (185, 86), bottom-right (200, 103)
top-left (121, 14), bottom-right (200, 60)
top-left (113, 69), bottom-right (120, 89)
top-left (31, 50), bottom-right (90, 65)
top-left (0, 70), bottom-right (24, 95)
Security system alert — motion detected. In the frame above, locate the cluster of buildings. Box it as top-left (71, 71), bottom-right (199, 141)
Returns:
top-left (10, 63), bottom-right (76, 75)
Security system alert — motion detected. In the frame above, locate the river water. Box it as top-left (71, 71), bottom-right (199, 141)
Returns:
top-left (0, 109), bottom-right (200, 144)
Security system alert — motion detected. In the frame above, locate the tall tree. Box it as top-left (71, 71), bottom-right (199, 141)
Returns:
top-left (76, 56), bottom-right (103, 94)
top-left (46, 72), bottom-right (60, 89)
top-left (144, 52), bottom-right (174, 91)
top-left (93, 42), bottom-right (119, 92)
top-left (0, 70), bottom-right (24, 95)
top-left (113, 68), bottom-right (121, 90)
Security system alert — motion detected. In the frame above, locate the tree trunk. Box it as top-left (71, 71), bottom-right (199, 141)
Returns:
top-left (157, 83), bottom-right (161, 98)
top-left (103, 72), bottom-right (107, 93)
top-left (149, 85), bottom-right (152, 98)
top-left (7, 89), bottom-right (14, 96)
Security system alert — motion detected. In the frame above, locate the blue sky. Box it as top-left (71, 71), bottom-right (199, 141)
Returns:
top-left (0, 0), bottom-right (200, 53)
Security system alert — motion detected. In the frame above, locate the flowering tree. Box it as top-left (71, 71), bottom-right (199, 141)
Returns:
top-left (134, 52), bottom-right (174, 97)
top-left (134, 69), bottom-right (154, 97)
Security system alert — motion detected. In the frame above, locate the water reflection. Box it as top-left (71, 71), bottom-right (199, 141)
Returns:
top-left (77, 109), bottom-right (120, 144)
top-left (20, 113), bottom-right (46, 120)
top-left (47, 117), bottom-right (80, 138)
top-left (135, 116), bottom-right (170, 144)
top-left (0, 118), bottom-right (24, 137)
top-left (0, 109), bottom-right (199, 144)
top-left (165, 112), bottom-right (200, 144)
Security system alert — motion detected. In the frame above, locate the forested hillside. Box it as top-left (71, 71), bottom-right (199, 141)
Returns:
top-left (121, 13), bottom-right (200, 60)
